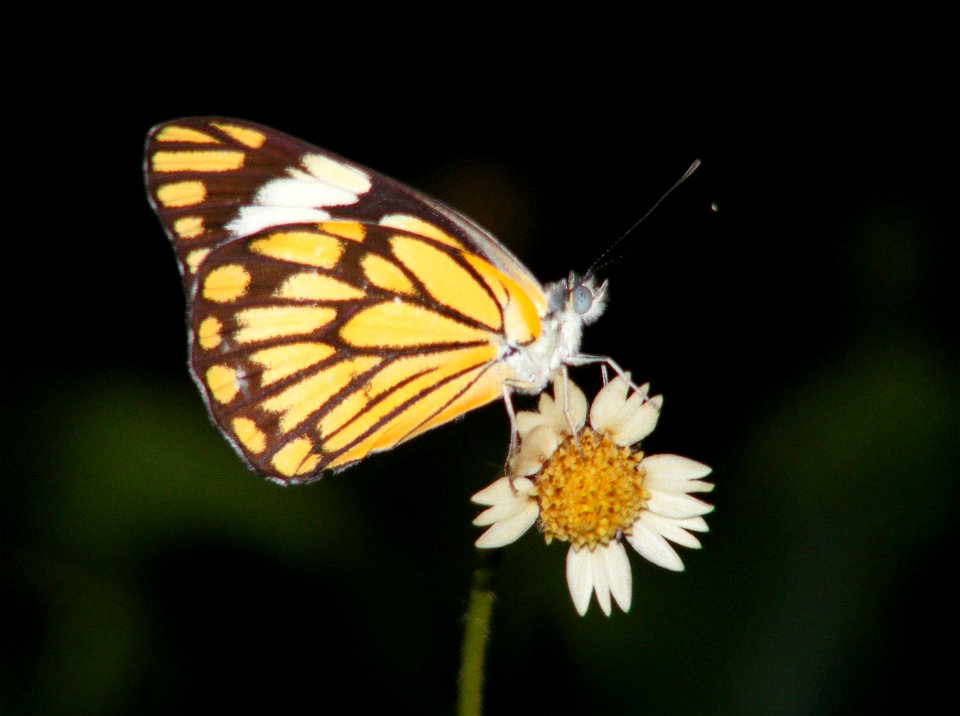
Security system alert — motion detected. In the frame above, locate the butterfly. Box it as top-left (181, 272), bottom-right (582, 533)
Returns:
top-left (144, 118), bottom-right (615, 485)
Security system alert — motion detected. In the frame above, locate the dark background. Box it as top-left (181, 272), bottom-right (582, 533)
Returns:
top-left (2, 26), bottom-right (955, 715)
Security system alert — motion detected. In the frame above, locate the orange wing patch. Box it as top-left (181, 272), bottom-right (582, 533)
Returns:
top-left (155, 180), bottom-right (206, 208)
top-left (340, 301), bottom-right (495, 348)
top-left (390, 236), bottom-right (502, 330)
top-left (249, 231), bottom-right (344, 269)
top-left (380, 214), bottom-right (464, 249)
top-left (233, 306), bottom-right (337, 345)
top-left (152, 150), bottom-right (246, 173)
top-left (320, 345), bottom-right (499, 453)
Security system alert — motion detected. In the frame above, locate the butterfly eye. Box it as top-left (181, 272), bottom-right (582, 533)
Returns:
top-left (571, 283), bottom-right (594, 316)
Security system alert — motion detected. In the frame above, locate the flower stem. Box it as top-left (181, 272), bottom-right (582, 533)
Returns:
top-left (457, 550), bottom-right (499, 716)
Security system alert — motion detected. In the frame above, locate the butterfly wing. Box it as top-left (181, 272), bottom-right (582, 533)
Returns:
top-left (145, 118), bottom-right (547, 483)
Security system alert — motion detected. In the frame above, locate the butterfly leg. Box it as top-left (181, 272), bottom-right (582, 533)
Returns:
top-left (504, 370), bottom-right (583, 465)
top-left (501, 382), bottom-right (521, 460)
top-left (503, 371), bottom-right (579, 448)
top-left (569, 354), bottom-right (655, 410)
top-left (569, 354), bottom-right (642, 393)
top-left (499, 383), bottom-right (527, 495)
top-left (558, 366), bottom-right (582, 452)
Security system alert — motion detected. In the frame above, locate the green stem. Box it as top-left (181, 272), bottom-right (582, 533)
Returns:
top-left (457, 550), bottom-right (499, 716)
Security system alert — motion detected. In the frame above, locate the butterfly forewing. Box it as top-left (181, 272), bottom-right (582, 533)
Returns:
top-left (145, 118), bottom-right (547, 483)
top-left (145, 118), bottom-right (545, 301)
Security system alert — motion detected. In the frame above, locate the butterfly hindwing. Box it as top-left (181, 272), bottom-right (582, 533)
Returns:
top-left (188, 221), bottom-right (521, 480)
top-left (145, 118), bottom-right (548, 483)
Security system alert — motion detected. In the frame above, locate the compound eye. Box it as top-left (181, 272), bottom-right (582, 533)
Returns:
top-left (571, 283), bottom-right (594, 316)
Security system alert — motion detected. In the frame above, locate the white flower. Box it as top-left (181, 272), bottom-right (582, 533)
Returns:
top-left (471, 375), bottom-right (713, 616)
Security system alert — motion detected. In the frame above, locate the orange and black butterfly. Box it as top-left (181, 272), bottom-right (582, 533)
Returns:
top-left (144, 118), bottom-right (610, 484)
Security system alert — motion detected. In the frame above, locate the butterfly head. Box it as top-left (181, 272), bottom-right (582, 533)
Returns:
top-left (546, 272), bottom-right (609, 327)
top-left (506, 273), bottom-right (609, 396)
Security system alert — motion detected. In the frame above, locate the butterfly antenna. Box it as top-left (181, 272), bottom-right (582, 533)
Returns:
top-left (587, 159), bottom-right (701, 277)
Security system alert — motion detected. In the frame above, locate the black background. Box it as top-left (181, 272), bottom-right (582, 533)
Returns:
top-left (2, 21), bottom-right (955, 715)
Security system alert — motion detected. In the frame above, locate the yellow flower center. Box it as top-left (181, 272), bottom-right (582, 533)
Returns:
top-left (534, 429), bottom-right (648, 550)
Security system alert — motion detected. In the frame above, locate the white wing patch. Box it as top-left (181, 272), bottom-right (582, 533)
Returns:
top-left (227, 206), bottom-right (333, 238)
top-left (226, 153), bottom-right (373, 239)
top-left (301, 154), bottom-right (372, 194)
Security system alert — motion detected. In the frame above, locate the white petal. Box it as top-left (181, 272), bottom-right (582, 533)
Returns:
top-left (475, 502), bottom-right (539, 548)
top-left (645, 490), bottom-right (715, 519)
top-left (537, 390), bottom-right (555, 414)
top-left (470, 476), bottom-right (533, 505)
top-left (537, 391), bottom-right (567, 432)
top-left (515, 410), bottom-right (546, 440)
top-left (612, 399), bottom-right (662, 446)
top-left (638, 512), bottom-right (702, 549)
top-left (523, 424), bottom-right (561, 461)
top-left (644, 474), bottom-right (715, 496)
top-left (472, 496), bottom-right (533, 526)
top-left (602, 540), bottom-right (633, 613)
top-left (566, 547), bottom-right (594, 616)
top-left (590, 549), bottom-right (612, 616)
top-left (642, 454), bottom-right (712, 484)
top-left (590, 376), bottom-right (630, 433)
top-left (618, 387), bottom-right (650, 422)
top-left (685, 480), bottom-right (716, 493)
top-left (553, 375), bottom-right (588, 432)
top-left (508, 453), bottom-right (544, 478)
top-left (616, 381), bottom-right (650, 415)
top-left (643, 471), bottom-right (714, 496)
top-left (672, 515), bottom-right (710, 533)
top-left (627, 520), bottom-right (685, 571)
top-left (536, 376), bottom-right (587, 435)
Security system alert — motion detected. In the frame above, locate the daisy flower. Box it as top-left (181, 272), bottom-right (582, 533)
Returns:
top-left (471, 375), bottom-right (713, 616)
